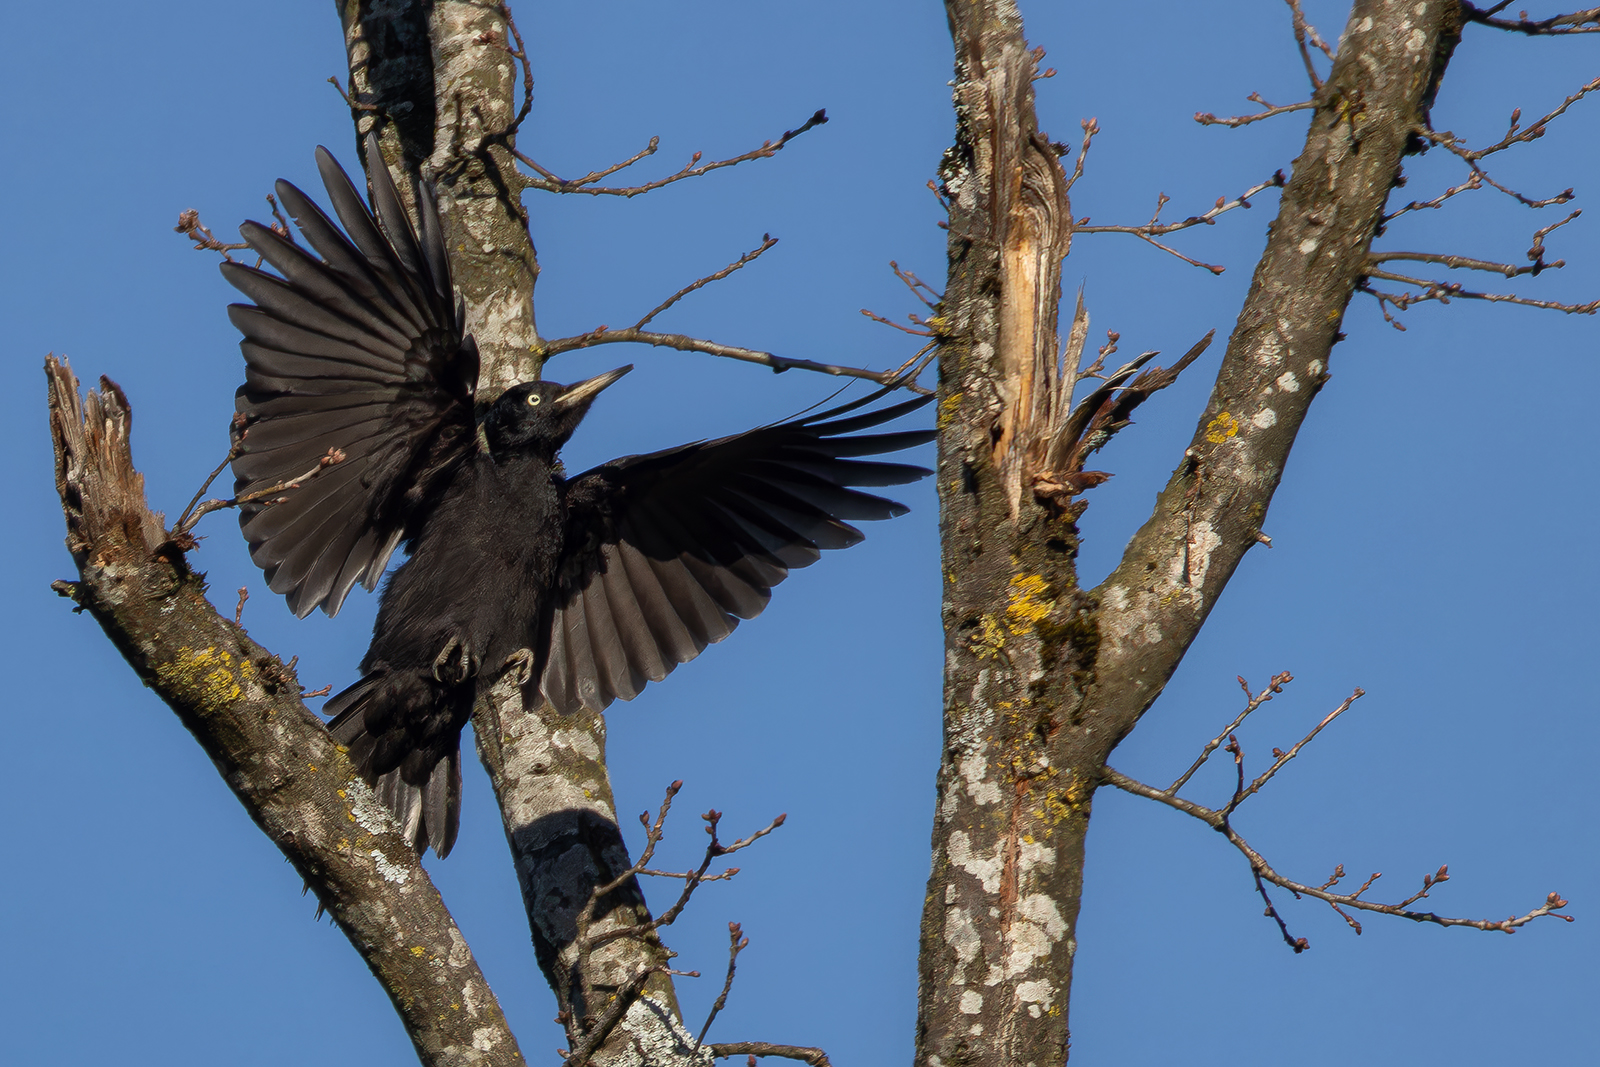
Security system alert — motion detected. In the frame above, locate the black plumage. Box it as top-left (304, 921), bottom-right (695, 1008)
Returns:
top-left (223, 136), bottom-right (932, 857)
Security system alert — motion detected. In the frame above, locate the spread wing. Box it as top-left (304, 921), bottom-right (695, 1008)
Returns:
top-left (222, 134), bottom-right (479, 617)
top-left (538, 392), bottom-right (934, 714)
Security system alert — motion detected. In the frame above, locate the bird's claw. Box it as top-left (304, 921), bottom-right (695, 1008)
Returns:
top-left (432, 637), bottom-right (476, 683)
top-left (501, 648), bottom-right (536, 687)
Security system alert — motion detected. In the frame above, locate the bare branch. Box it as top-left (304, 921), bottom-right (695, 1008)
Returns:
top-left (1196, 93), bottom-right (1316, 128)
top-left (1384, 170), bottom-right (1485, 221)
top-left (1062, 116), bottom-right (1099, 195)
top-left (694, 922), bottom-right (749, 1052)
top-left (1223, 688), bottom-right (1364, 814)
top-left (518, 110), bottom-right (828, 197)
top-left (1285, 0), bottom-right (1336, 88)
top-left (45, 357), bottom-right (522, 1066)
top-left (708, 1042), bottom-right (834, 1067)
top-left (1168, 671), bottom-right (1293, 794)
top-left (634, 235), bottom-right (780, 330)
top-left (1367, 250), bottom-right (1557, 277)
top-left (1076, 171), bottom-right (1286, 272)
top-left (1461, 3), bottom-right (1600, 34)
top-left (540, 327), bottom-right (934, 393)
top-left (1361, 267), bottom-right (1600, 320)
top-left (173, 208), bottom-right (250, 261)
top-left (1102, 762), bottom-right (1573, 938)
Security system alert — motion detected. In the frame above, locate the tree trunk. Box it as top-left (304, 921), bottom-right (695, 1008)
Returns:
top-left (335, 4), bottom-right (698, 1062)
top-left (918, 2), bottom-right (1462, 1064)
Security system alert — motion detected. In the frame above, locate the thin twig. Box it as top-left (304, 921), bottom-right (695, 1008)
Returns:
top-left (1362, 267), bottom-right (1600, 317)
top-left (693, 922), bottom-right (749, 1052)
top-left (518, 110), bottom-right (828, 198)
top-left (634, 236), bottom-right (779, 330)
top-left (1062, 117), bottom-right (1099, 195)
top-left (539, 328), bottom-right (934, 394)
top-left (1103, 764), bottom-right (1572, 936)
top-left (174, 449), bottom-right (347, 538)
top-left (174, 209), bottom-right (251, 261)
top-left (1367, 250), bottom-right (1557, 278)
top-left (1285, 0), bottom-right (1335, 89)
top-left (1196, 94), bottom-right (1316, 128)
top-left (860, 308), bottom-right (936, 336)
top-left (1222, 689), bottom-right (1364, 814)
top-left (1168, 672), bottom-right (1293, 795)
top-left (707, 1042), bottom-right (834, 1067)
top-left (1461, 3), bottom-right (1600, 34)
top-left (891, 260), bottom-right (943, 308)
top-left (1076, 171), bottom-right (1286, 273)
top-left (1384, 171), bottom-right (1484, 222)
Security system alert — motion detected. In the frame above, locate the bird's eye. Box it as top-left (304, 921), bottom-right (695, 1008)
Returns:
top-left (526, 393), bottom-right (542, 407)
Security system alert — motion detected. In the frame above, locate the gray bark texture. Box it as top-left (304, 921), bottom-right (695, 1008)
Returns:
top-left (334, 3), bottom-right (699, 1063)
top-left (45, 359), bottom-right (522, 1067)
top-left (919, 2), bottom-right (1462, 1065)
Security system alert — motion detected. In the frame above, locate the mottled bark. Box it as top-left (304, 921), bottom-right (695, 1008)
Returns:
top-left (45, 358), bottom-right (521, 1067)
top-left (919, 2), bottom-right (1461, 1065)
top-left (336, 4), bottom-right (699, 1063)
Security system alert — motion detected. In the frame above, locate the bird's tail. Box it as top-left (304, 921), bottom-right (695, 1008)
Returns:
top-left (323, 671), bottom-right (471, 858)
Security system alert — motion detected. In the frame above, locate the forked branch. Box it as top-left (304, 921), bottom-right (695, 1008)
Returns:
top-left (517, 110), bottom-right (828, 198)
top-left (1102, 675), bottom-right (1573, 951)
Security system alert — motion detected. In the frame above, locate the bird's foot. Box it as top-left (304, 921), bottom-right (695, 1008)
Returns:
top-left (500, 647), bottom-right (536, 687)
top-left (432, 636), bottom-right (477, 684)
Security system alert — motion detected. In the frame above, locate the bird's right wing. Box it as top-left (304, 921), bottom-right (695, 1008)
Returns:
top-left (538, 392), bottom-right (934, 715)
top-left (222, 135), bottom-right (479, 617)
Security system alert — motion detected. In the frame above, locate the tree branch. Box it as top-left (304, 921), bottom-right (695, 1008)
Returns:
top-left (1101, 683), bottom-right (1573, 944)
top-left (1089, 0), bottom-right (1466, 746)
top-left (514, 111), bottom-right (828, 198)
top-left (539, 327), bottom-right (934, 393)
top-left (45, 356), bottom-right (522, 1067)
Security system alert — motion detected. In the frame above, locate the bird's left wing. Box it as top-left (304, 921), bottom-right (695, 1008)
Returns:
top-left (222, 136), bottom-right (479, 617)
top-left (538, 392), bottom-right (934, 714)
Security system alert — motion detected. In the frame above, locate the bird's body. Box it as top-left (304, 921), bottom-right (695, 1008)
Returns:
top-left (223, 137), bottom-right (931, 857)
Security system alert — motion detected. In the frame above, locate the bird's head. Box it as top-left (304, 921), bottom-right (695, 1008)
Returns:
top-left (481, 365), bottom-right (633, 458)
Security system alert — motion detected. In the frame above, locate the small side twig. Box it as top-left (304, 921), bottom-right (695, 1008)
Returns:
top-left (1461, 4), bottom-right (1600, 35)
top-left (174, 209), bottom-right (251, 262)
top-left (1101, 680), bottom-right (1574, 949)
top-left (173, 448), bottom-right (347, 540)
top-left (517, 110), bottom-right (828, 198)
top-left (634, 236), bottom-right (779, 330)
top-left (1076, 171), bottom-right (1286, 273)
top-left (707, 1042), bottom-right (834, 1067)
top-left (693, 922), bottom-right (749, 1052)
top-left (1285, 0), bottom-right (1335, 89)
top-left (539, 328), bottom-right (933, 394)
top-left (1196, 93), bottom-right (1316, 129)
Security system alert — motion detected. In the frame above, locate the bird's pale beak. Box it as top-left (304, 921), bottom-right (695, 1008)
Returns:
top-left (554, 365), bottom-right (633, 411)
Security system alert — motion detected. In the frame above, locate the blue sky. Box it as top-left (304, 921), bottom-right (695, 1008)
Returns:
top-left (3, 2), bottom-right (1595, 1064)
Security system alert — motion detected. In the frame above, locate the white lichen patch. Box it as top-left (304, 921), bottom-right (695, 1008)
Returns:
top-left (961, 990), bottom-right (984, 1014)
top-left (371, 849), bottom-right (410, 885)
top-left (472, 1028), bottom-right (495, 1051)
top-left (944, 905), bottom-right (983, 966)
top-left (1253, 408), bottom-right (1277, 429)
top-left (1004, 893), bottom-right (1068, 976)
top-left (961, 751), bottom-right (1002, 806)
top-left (1298, 237), bottom-right (1319, 255)
top-left (1015, 978), bottom-right (1056, 1010)
top-left (348, 778), bottom-right (398, 837)
top-left (1276, 371), bottom-right (1299, 393)
top-left (948, 830), bottom-right (1002, 894)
